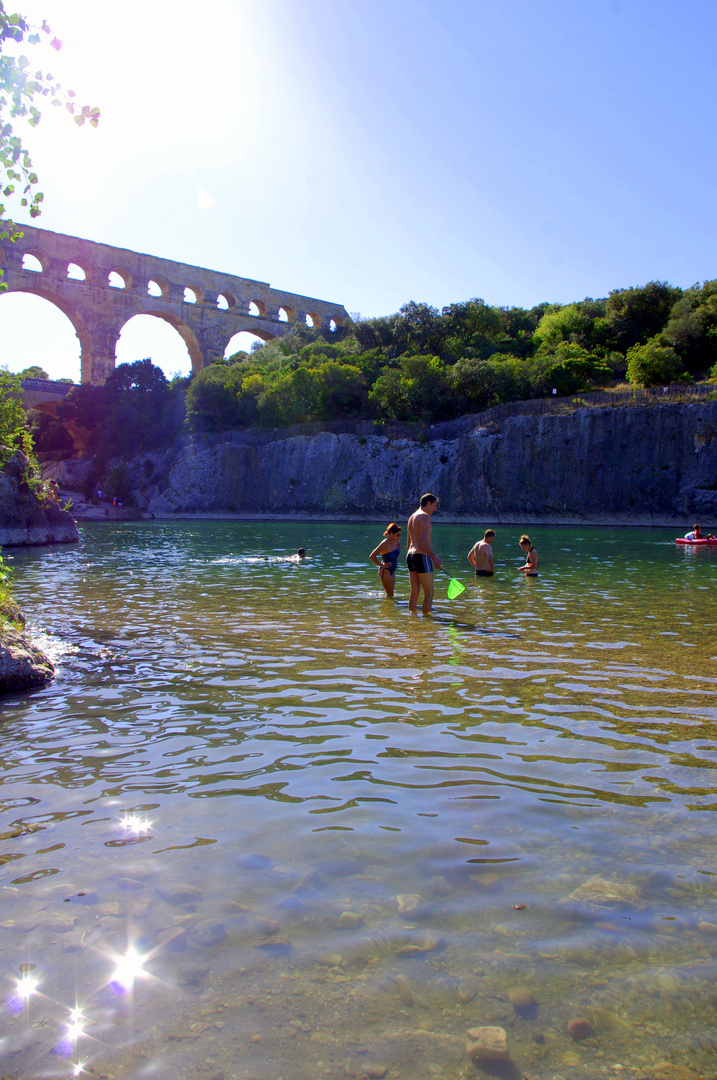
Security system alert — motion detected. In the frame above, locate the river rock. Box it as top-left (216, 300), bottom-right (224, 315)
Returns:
top-left (565, 874), bottom-right (643, 907)
top-left (156, 882), bottom-right (202, 904)
top-left (255, 917), bottom-right (280, 935)
top-left (396, 930), bottom-right (445, 955)
top-left (189, 919), bottom-right (227, 947)
top-left (337, 910), bottom-right (363, 929)
top-left (0, 623), bottom-right (54, 695)
top-left (507, 985), bottom-right (536, 1014)
top-left (568, 1017), bottom-right (593, 1040)
top-left (466, 1026), bottom-right (510, 1063)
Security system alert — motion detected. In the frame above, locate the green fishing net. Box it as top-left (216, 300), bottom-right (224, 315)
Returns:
top-left (446, 577), bottom-right (465, 600)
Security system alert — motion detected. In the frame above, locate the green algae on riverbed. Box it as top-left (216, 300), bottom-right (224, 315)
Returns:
top-left (1, 522), bottom-right (717, 1080)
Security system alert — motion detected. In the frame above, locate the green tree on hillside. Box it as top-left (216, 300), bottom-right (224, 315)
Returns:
top-left (626, 338), bottom-right (683, 388)
top-left (0, 368), bottom-right (31, 459)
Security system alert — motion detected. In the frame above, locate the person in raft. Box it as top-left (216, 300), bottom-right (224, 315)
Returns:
top-left (518, 534), bottom-right (539, 576)
top-left (369, 522), bottom-right (402, 598)
top-left (406, 493), bottom-right (442, 614)
top-left (468, 529), bottom-right (495, 576)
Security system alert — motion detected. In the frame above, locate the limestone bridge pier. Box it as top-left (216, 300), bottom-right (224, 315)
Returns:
top-left (0, 225), bottom-right (351, 385)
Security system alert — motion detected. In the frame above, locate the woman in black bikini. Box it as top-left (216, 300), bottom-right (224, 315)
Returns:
top-left (518, 534), bottom-right (538, 576)
top-left (369, 523), bottom-right (401, 598)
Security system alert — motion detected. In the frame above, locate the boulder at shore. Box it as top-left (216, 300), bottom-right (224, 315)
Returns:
top-left (0, 622), bottom-right (54, 695)
top-left (0, 449), bottom-right (79, 547)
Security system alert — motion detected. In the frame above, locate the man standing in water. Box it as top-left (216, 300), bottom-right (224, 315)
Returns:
top-left (406, 493), bottom-right (442, 614)
top-left (468, 529), bottom-right (495, 576)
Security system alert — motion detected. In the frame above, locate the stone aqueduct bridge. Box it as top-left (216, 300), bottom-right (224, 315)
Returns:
top-left (0, 225), bottom-right (350, 385)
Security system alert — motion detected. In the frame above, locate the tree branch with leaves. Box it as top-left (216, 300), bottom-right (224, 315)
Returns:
top-left (0, 1), bottom-right (99, 246)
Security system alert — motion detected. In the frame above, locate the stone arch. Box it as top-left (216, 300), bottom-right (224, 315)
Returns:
top-left (184, 285), bottom-right (204, 304)
top-left (217, 291), bottom-right (236, 310)
top-left (245, 327), bottom-right (275, 343)
top-left (305, 311), bottom-right (322, 329)
top-left (127, 310), bottom-right (204, 373)
top-left (67, 260), bottom-right (91, 281)
top-left (278, 305), bottom-right (296, 323)
top-left (249, 298), bottom-right (267, 317)
top-left (22, 249), bottom-right (49, 272)
top-left (148, 277), bottom-right (169, 298)
top-left (1, 283), bottom-right (91, 381)
top-left (108, 268), bottom-right (132, 289)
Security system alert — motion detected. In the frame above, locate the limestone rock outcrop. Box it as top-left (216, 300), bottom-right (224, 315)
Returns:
top-left (0, 449), bottom-right (80, 546)
top-left (143, 402), bottom-right (717, 525)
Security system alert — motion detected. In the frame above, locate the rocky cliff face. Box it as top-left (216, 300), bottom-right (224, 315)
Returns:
top-left (0, 449), bottom-right (80, 546)
top-left (142, 402), bottom-right (717, 524)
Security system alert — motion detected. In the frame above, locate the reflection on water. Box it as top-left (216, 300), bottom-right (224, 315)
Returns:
top-left (1, 522), bottom-right (717, 1079)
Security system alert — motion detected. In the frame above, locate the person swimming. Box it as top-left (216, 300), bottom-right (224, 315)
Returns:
top-left (369, 523), bottom-right (401, 598)
top-left (518, 534), bottom-right (538, 576)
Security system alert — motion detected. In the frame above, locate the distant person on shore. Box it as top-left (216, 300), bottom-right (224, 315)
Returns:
top-left (468, 529), bottom-right (495, 577)
top-left (369, 522), bottom-right (402, 598)
top-left (518, 534), bottom-right (538, 576)
top-left (406, 493), bottom-right (442, 614)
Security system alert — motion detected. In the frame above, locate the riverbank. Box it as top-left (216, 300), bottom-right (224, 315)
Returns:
top-left (67, 507), bottom-right (708, 527)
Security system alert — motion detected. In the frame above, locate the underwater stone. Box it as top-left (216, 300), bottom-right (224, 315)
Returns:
top-left (507, 985), bottom-right (536, 1014)
top-left (568, 1017), bottom-right (593, 1040)
top-left (565, 875), bottom-right (642, 907)
top-left (466, 1026), bottom-right (510, 1063)
top-left (157, 882), bottom-right (202, 904)
top-left (337, 910), bottom-right (364, 929)
top-left (190, 919), bottom-right (227, 947)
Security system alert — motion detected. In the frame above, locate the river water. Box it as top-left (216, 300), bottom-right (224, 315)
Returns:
top-left (2, 521), bottom-right (717, 1080)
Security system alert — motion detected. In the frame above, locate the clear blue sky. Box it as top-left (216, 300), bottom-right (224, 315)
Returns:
top-left (1, 0), bottom-right (716, 380)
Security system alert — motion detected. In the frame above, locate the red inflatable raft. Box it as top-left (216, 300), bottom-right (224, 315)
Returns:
top-left (675, 537), bottom-right (717, 545)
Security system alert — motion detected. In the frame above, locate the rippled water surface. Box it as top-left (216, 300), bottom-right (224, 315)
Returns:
top-left (2, 521), bottom-right (717, 1080)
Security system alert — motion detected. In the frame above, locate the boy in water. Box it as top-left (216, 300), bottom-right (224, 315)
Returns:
top-left (468, 529), bottom-right (495, 577)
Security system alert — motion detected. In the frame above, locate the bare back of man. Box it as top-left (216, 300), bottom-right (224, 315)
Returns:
top-left (468, 529), bottom-right (495, 577)
top-left (406, 493), bottom-right (442, 614)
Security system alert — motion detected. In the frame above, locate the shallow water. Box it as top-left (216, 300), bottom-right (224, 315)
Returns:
top-left (2, 521), bottom-right (717, 1080)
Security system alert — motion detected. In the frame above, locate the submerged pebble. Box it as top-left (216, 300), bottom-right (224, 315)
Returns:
top-left (568, 1017), bottom-right (593, 1041)
top-left (190, 920), bottom-right (227, 947)
top-left (157, 883), bottom-right (201, 904)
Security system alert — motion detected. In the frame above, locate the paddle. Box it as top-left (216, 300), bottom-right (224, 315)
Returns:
top-left (440, 566), bottom-right (466, 599)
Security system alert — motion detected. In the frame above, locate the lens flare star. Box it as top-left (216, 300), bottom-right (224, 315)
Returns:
top-left (110, 945), bottom-right (148, 993)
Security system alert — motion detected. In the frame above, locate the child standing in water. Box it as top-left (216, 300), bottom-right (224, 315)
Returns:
top-left (518, 535), bottom-right (538, 576)
top-left (369, 523), bottom-right (402, 598)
